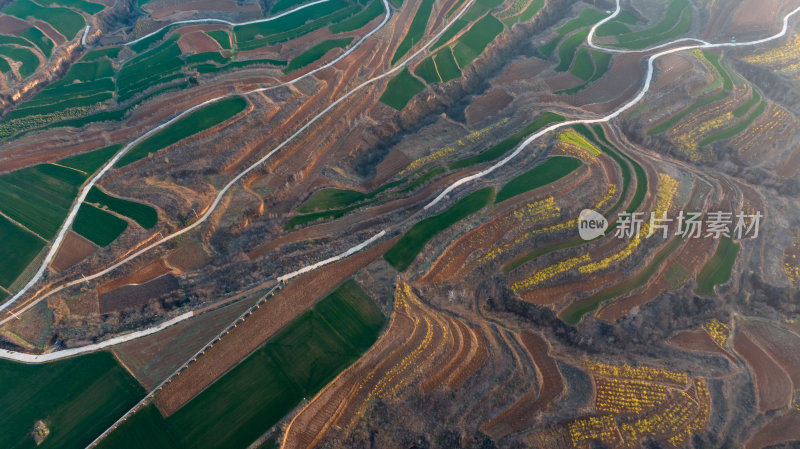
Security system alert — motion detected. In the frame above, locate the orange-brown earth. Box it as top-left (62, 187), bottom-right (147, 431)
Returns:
top-left (50, 232), bottom-right (98, 272)
top-left (732, 329), bottom-right (793, 412)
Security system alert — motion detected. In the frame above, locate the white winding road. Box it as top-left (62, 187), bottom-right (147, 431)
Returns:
top-left (1, 0), bottom-right (798, 365)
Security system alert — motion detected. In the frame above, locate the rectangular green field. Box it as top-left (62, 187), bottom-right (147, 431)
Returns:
top-left (379, 68), bottom-right (425, 110)
top-left (58, 144), bottom-right (122, 173)
top-left (0, 351), bottom-right (145, 449)
top-left (85, 186), bottom-right (158, 229)
top-left (0, 163), bottom-right (86, 239)
top-left (434, 47), bottom-right (461, 82)
top-left (452, 14), bottom-right (503, 68)
top-left (72, 202), bottom-right (128, 247)
top-left (43, 0), bottom-right (105, 14)
top-left (117, 96), bottom-right (247, 167)
top-left (0, 213), bottom-right (45, 288)
top-left (495, 156), bottom-right (582, 203)
top-left (384, 187), bottom-right (494, 271)
top-left (99, 280), bottom-right (385, 449)
top-left (414, 55), bottom-right (440, 84)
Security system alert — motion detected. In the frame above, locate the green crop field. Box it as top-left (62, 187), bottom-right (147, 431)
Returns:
top-left (0, 45), bottom-right (40, 77)
top-left (695, 236), bottom-right (740, 296)
top-left (558, 129), bottom-right (600, 156)
top-left (3, 0), bottom-right (85, 40)
top-left (117, 38), bottom-right (184, 100)
top-left (0, 213), bottom-right (45, 288)
top-left (297, 188), bottom-right (367, 213)
top-left (379, 68), bottom-right (425, 110)
top-left (330, 0), bottom-right (383, 33)
top-left (557, 50), bottom-right (612, 95)
top-left (85, 187), bottom-right (158, 229)
top-left (495, 156), bottom-right (582, 203)
top-left (0, 351), bottom-right (145, 449)
top-left (452, 14), bottom-right (503, 67)
top-left (205, 30), bottom-right (231, 50)
top-left (414, 56), bottom-right (440, 83)
top-left (569, 47), bottom-right (594, 81)
top-left (271, 0), bottom-right (306, 13)
top-left (0, 57), bottom-right (10, 73)
top-left (20, 27), bottom-right (53, 57)
top-left (73, 202), bottom-right (128, 247)
top-left (733, 89), bottom-right (761, 117)
top-left (450, 111), bottom-right (564, 169)
top-left (595, 10), bottom-right (638, 36)
top-left (432, 18), bottom-right (467, 49)
top-left (556, 8), bottom-right (606, 36)
top-left (391, 0), bottom-right (436, 63)
top-left (0, 163), bottom-right (85, 239)
top-left (435, 47), bottom-right (462, 81)
top-left (59, 144), bottom-right (121, 173)
top-left (613, 0), bottom-right (691, 49)
top-left (117, 96), bottom-right (247, 167)
top-left (555, 29), bottom-right (589, 72)
top-left (99, 280), bottom-right (384, 449)
top-left (384, 187), bottom-right (494, 271)
top-left (234, 0), bottom-right (350, 45)
top-left (0, 34), bottom-right (34, 48)
top-left (398, 166), bottom-right (445, 194)
top-left (283, 37), bottom-right (353, 73)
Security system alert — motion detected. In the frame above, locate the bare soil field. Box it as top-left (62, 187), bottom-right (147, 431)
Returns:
top-left (667, 328), bottom-right (732, 359)
top-left (732, 329), bottom-right (793, 412)
top-left (739, 317), bottom-right (800, 385)
top-left (113, 297), bottom-right (258, 389)
top-left (466, 89), bottom-right (513, 125)
top-left (98, 259), bottom-right (173, 295)
top-left (178, 31), bottom-right (222, 54)
top-left (0, 16), bottom-right (31, 35)
top-left (50, 232), bottom-right (98, 273)
top-left (744, 410), bottom-right (800, 449)
top-left (148, 0), bottom-right (262, 21)
top-left (483, 332), bottom-right (564, 439)
top-left (166, 239), bottom-right (210, 271)
top-left (100, 274), bottom-right (180, 313)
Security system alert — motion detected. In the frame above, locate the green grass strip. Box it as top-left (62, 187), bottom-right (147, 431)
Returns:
top-left (495, 156), bottom-right (582, 203)
top-left (698, 101), bottom-right (767, 147)
top-left (330, 0), bottom-right (384, 33)
top-left (647, 90), bottom-right (729, 136)
top-left (85, 186), bottom-right (158, 229)
top-left (391, 0), bottom-right (436, 64)
top-left (561, 236), bottom-right (684, 325)
top-left (379, 68), bottom-right (425, 110)
top-left (384, 187), bottom-right (494, 271)
top-left (283, 37), bottom-right (353, 73)
top-left (555, 29), bottom-right (589, 72)
top-left (117, 96), bottom-right (247, 167)
top-left (695, 236), bottom-right (739, 296)
top-left (733, 90), bottom-right (761, 118)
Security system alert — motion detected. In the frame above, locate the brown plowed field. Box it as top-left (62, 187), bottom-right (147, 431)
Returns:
top-left (466, 88), bottom-right (513, 125)
top-left (483, 332), bottom-right (564, 439)
top-left (98, 259), bottom-right (172, 295)
top-left (50, 231), bottom-right (97, 272)
top-left (100, 274), bottom-right (180, 313)
top-left (0, 15), bottom-right (30, 35)
top-left (154, 237), bottom-right (397, 416)
top-left (667, 329), bottom-right (733, 359)
top-left (732, 330), bottom-right (793, 412)
top-left (166, 239), bottom-right (209, 271)
top-left (178, 31), bottom-right (221, 54)
top-left (739, 318), bottom-right (800, 385)
top-left (744, 410), bottom-right (800, 449)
